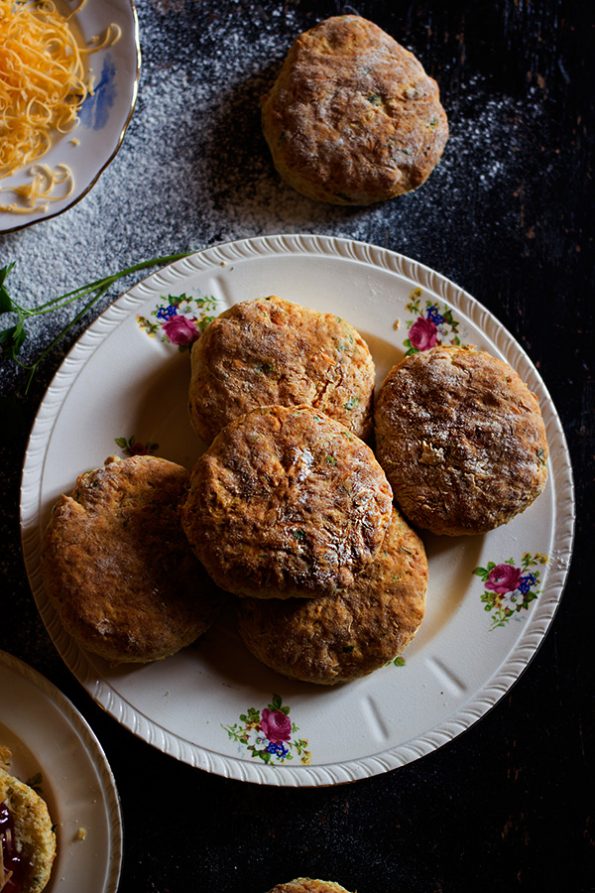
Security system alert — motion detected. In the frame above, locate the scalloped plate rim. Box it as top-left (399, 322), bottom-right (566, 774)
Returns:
top-left (19, 233), bottom-right (575, 786)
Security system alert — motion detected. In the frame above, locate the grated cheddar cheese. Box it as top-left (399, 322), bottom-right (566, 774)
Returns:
top-left (0, 0), bottom-right (121, 213)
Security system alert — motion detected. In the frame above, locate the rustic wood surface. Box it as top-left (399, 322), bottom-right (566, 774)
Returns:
top-left (0, 1), bottom-right (592, 890)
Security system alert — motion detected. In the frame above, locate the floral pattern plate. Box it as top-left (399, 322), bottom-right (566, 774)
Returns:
top-left (0, 0), bottom-right (139, 234)
top-left (0, 651), bottom-right (122, 892)
top-left (20, 234), bottom-right (574, 786)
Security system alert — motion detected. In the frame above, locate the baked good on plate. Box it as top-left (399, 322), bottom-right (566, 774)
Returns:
top-left (0, 753), bottom-right (56, 893)
top-left (238, 508), bottom-right (427, 684)
top-left (188, 296), bottom-right (375, 444)
top-left (181, 404), bottom-right (393, 599)
top-left (261, 15), bottom-right (448, 205)
top-left (42, 455), bottom-right (222, 663)
top-left (266, 881), bottom-right (354, 893)
top-left (374, 345), bottom-right (549, 535)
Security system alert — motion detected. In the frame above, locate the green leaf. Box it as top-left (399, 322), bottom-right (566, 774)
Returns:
top-left (0, 321), bottom-right (26, 358)
top-left (114, 437), bottom-right (128, 449)
top-left (271, 693), bottom-right (282, 709)
top-left (472, 567), bottom-right (487, 578)
top-left (486, 561), bottom-right (496, 571)
top-left (0, 263), bottom-right (16, 314)
top-left (393, 656), bottom-right (406, 667)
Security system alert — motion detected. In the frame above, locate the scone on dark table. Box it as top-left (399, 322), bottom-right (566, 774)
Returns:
top-left (238, 508), bottom-right (427, 685)
top-left (262, 15), bottom-right (448, 205)
top-left (266, 881), bottom-right (355, 893)
top-left (181, 405), bottom-right (393, 600)
top-left (375, 346), bottom-right (549, 536)
top-left (0, 749), bottom-right (56, 893)
top-left (188, 296), bottom-right (375, 444)
top-left (42, 455), bottom-right (223, 664)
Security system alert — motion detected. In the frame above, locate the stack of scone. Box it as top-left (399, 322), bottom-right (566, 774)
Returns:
top-left (42, 295), bottom-right (548, 686)
top-left (180, 296), bottom-right (430, 684)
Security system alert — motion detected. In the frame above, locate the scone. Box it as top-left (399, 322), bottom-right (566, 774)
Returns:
top-left (238, 508), bottom-right (427, 685)
top-left (261, 15), bottom-right (448, 205)
top-left (180, 405), bottom-right (393, 599)
top-left (0, 757), bottom-right (56, 893)
top-left (374, 346), bottom-right (549, 535)
top-left (188, 296), bottom-right (375, 444)
top-left (42, 455), bottom-right (223, 663)
top-left (266, 881), bottom-right (355, 893)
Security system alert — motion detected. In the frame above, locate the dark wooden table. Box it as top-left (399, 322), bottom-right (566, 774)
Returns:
top-left (0, 2), bottom-right (592, 891)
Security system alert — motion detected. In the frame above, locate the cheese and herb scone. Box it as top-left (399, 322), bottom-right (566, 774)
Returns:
top-left (189, 296), bottom-right (375, 444)
top-left (262, 15), bottom-right (448, 205)
top-left (181, 405), bottom-right (393, 600)
top-left (42, 455), bottom-right (223, 663)
top-left (0, 753), bottom-right (56, 893)
top-left (238, 508), bottom-right (427, 685)
top-left (375, 346), bottom-right (549, 535)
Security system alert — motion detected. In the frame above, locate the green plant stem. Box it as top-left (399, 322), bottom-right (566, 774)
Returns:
top-left (7, 250), bottom-right (193, 392)
top-left (17, 283), bottom-right (111, 393)
top-left (16, 252), bottom-right (191, 315)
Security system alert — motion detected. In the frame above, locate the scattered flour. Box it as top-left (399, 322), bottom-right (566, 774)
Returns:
top-left (0, 3), bottom-right (551, 373)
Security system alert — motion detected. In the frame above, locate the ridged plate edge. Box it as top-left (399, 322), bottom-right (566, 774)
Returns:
top-left (20, 234), bottom-right (575, 786)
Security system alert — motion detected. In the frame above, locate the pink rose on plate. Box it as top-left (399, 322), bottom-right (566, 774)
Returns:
top-left (485, 564), bottom-right (523, 594)
top-left (162, 314), bottom-right (199, 346)
top-left (409, 316), bottom-right (439, 351)
top-left (260, 708), bottom-right (292, 743)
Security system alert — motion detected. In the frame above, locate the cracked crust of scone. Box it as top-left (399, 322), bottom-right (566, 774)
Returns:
top-left (42, 455), bottom-right (223, 663)
top-left (261, 15), bottom-right (448, 205)
top-left (188, 296), bottom-right (375, 444)
top-left (374, 345), bottom-right (549, 535)
top-left (238, 508), bottom-right (427, 685)
top-left (180, 405), bottom-right (393, 599)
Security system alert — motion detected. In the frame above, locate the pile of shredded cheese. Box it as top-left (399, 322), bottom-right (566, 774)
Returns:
top-left (0, 0), bottom-right (121, 213)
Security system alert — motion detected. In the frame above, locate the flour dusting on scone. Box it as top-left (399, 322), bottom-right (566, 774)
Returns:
top-left (238, 508), bottom-right (427, 684)
top-left (181, 405), bottom-right (393, 599)
top-left (262, 15), bottom-right (448, 205)
top-left (189, 296), bottom-right (375, 444)
top-left (42, 455), bottom-right (223, 663)
top-left (375, 346), bottom-right (548, 535)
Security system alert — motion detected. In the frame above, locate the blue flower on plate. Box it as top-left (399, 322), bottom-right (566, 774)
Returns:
top-left (80, 54), bottom-right (117, 130)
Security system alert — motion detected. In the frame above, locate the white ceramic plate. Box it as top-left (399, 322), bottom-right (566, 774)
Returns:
top-left (20, 234), bottom-right (574, 786)
top-left (0, 0), bottom-right (139, 234)
top-left (0, 651), bottom-right (122, 891)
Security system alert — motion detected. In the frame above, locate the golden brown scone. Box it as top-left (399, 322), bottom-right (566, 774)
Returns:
top-left (375, 346), bottom-right (549, 535)
top-left (0, 764), bottom-right (56, 893)
top-left (189, 296), bottom-right (375, 443)
top-left (42, 455), bottom-right (223, 663)
top-left (238, 508), bottom-right (427, 685)
top-left (0, 745), bottom-right (11, 772)
top-left (261, 15), bottom-right (448, 205)
top-left (266, 881), bottom-right (354, 893)
top-left (180, 405), bottom-right (393, 599)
